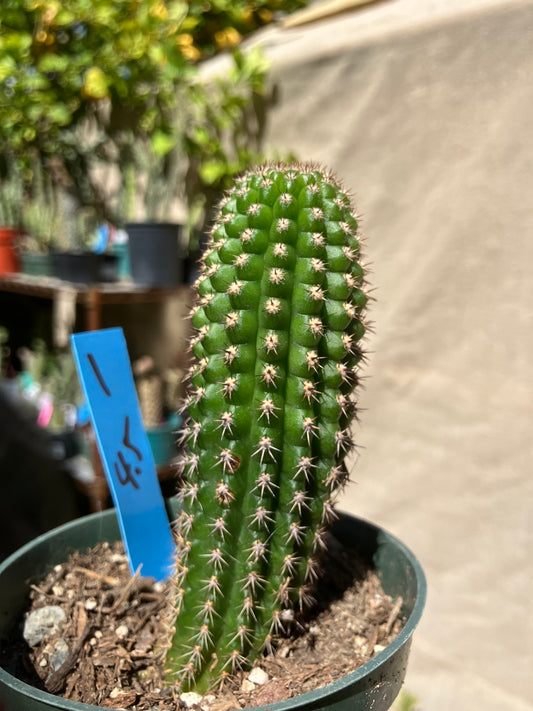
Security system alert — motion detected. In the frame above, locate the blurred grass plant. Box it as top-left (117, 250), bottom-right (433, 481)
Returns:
top-left (0, 156), bottom-right (24, 229)
top-left (19, 158), bottom-right (66, 253)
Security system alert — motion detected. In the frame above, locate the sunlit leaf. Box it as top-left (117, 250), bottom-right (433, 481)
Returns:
top-left (151, 130), bottom-right (176, 156)
top-left (47, 103), bottom-right (72, 125)
top-left (37, 53), bottom-right (70, 73)
top-left (82, 66), bottom-right (108, 99)
top-left (199, 160), bottom-right (227, 185)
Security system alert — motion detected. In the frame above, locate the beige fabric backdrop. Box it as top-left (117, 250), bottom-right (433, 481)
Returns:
top-left (243, 1), bottom-right (533, 709)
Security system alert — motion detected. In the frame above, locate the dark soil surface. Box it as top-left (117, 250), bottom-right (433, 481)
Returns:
top-left (15, 535), bottom-right (404, 710)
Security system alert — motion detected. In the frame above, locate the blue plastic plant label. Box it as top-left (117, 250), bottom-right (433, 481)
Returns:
top-left (71, 328), bottom-right (175, 582)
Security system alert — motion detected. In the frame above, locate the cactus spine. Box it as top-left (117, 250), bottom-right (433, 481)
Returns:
top-left (167, 163), bottom-right (368, 691)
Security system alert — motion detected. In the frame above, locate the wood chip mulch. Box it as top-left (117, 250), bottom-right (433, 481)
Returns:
top-left (12, 534), bottom-right (404, 710)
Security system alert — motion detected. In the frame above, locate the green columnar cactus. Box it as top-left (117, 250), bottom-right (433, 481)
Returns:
top-left (167, 163), bottom-right (368, 691)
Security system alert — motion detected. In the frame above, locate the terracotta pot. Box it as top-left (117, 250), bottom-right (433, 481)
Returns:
top-left (0, 505), bottom-right (426, 711)
top-left (0, 227), bottom-right (20, 275)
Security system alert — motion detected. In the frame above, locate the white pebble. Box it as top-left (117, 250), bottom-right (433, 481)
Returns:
top-left (280, 609), bottom-right (294, 622)
top-left (278, 646), bottom-right (291, 659)
top-left (111, 553), bottom-right (127, 563)
top-left (248, 667), bottom-right (269, 685)
top-left (180, 691), bottom-right (203, 708)
top-left (84, 598), bottom-right (97, 610)
top-left (115, 624), bottom-right (129, 639)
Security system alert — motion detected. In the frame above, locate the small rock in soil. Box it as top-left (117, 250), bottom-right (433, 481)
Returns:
top-left (180, 691), bottom-right (203, 707)
top-left (248, 667), bottom-right (269, 685)
top-left (49, 638), bottom-right (70, 670)
top-left (23, 605), bottom-right (67, 647)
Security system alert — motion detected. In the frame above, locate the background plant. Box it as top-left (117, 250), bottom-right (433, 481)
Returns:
top-left (392, 690), bottom-right (420, 711)
top-left (18, 157), bottom-right (68, 252)
top-left (17, 339), bottom-right (82, 430)
top-left (0, 0), bottom-right (305, 244)
top-left (0, 156), bottom-right (24, 228)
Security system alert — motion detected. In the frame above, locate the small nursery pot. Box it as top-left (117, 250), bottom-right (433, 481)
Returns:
top-left (50, 251), bottom-right (104, 285)
top-left (19, 252), bottom-right (52, 277)
top-left (126, 222), bottom-right (185, 287)
top-left (0, 505), bottom-right (426, 711)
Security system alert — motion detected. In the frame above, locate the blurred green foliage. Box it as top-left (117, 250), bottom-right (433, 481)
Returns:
top-left (0, 155), bottom-right (24, 227)
top-left (0, 0), bottom-right (304, 239)
top-left (391, 690), bottom-right (420, 711)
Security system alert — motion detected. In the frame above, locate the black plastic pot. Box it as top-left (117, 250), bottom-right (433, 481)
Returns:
top-left (0, 506), bottom-right (426, 711)
top-left (96, 254), bottom-right (119, 283)
top-left (50, 251), bottom-right (104, 285)
top-left (126, 222), bottom-right (185, 287)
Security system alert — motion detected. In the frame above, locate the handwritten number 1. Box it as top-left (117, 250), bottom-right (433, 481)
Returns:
top-left (87, 353), bottom-right (111, 396)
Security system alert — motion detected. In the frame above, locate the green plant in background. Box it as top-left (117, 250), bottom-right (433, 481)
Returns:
top-left (182, 47), bottom-right (286, 251)
top-left (0, 0), bottom-right (194, 216)
top-left (114, 46), bottom-right (271, 228)
top-left (17, 339), bottom-right (82, 430)
top-left (178, 0), bottom-right (307, 60)
top-left (0, 156), bottom-right (24, 228)
top-left (19, 158), bottom-right (66, 253)
top-left (392, 690), bottom-right (420, 711)
top-left (0, 1), bottom-right (305, 247)
top-left (168, 163), bottom-right (368, 690)
top-left (43, 350), bottom-right (81, 430)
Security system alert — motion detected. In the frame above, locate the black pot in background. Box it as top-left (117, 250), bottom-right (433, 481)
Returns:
top-left (97, 254), bottom-right (119, 283)
top-left (50, 252), bottom-right (119, 285)
top-left (126, 222), bottom-right (185, 288)
top-left (50, 252), bottom-right (103, 285)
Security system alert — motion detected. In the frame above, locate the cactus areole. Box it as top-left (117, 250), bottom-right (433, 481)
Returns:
top-left (168, 163), bottom-right (369, 691)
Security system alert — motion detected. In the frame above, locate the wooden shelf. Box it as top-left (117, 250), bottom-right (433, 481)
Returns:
top-left (0, 273), bottom-right (189, 331)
